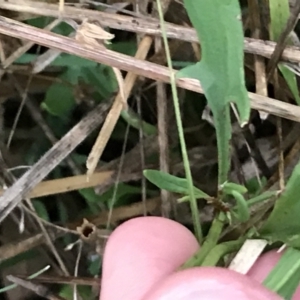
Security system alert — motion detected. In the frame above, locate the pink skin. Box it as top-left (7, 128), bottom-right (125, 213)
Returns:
top-left (100, 217), bottom-right (283, 299)
top-left (100, 217), bottom-right (199, 300)
top-left (143, 267), bottom-right (281, 300)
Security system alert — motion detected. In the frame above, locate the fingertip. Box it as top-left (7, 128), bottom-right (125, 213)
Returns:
top-left (143, 267), bottom-right (282, 300)
top-left (100, 216), bottom-right (199, 300)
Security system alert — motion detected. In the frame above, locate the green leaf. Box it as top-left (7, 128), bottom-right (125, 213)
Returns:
top-left (26, 18), bottom-right (73, 36)
top-left (269, 0), bottom-right (290, 41)
top-left (52, 21), bottom-right (74, 36)
top-left (221, 181), bottom-right (248, 195)
top-left (81, 65), bottom-right (118, 99)
top-left (79, 188), bottom-right (102, 214)
top-left (32, 200), bottom-right (49, 221)
top-left (41, 67), bottom-right (81, 118)
top-left (245, 176), bottom-right (267, 196)
top-left (143, 170), bottom-right (210, 199)
top-left (59, 285), bottom-right (93, 300)
top-left (110, 41), bottom-right (137, 56)
top-left (230, 190), bottom-right (250, 222)
top-left (26, 17), bottom-right (52, 28)
top-left (278, 64), bottom-right (300, 105)
top-left (121, 108), bottom-right (157, 136)
top-left (102, 183), bottom-right (142, 208)
top-left (260, 161), bottom-right (300, 248)
top-left (269, 0), bottom-right (300, 105)
top-left (177, 0), bottom-right (250, 185)
top-left (16, 53), bottom-right (97, 68)
top-left (88, 255), bottom-right (101, 276)
top-left (41, 82), bottom-right (75, 118)
top-left (263, 247), bottom-right (300, 299)
top-left (80, 183), bottom-right (141, 211)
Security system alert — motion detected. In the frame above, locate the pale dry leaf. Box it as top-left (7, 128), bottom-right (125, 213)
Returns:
top-left (75, 19), bottom-right (115, 47)
top-left (76, 21), bottom-right (127, 176)
top-left (228, 239), bottom-right (268, 274)
top-left (75, 20), bottom-right (125, 104)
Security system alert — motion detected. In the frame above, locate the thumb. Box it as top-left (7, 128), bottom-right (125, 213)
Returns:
top-left (100, 216), bottom-right (199, 300)
top-left (143, 267), bottom-right (282, 300)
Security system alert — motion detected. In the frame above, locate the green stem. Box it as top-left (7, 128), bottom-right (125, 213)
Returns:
top-left (215, 105), bottom-right (231, 186)
top-left (201, 239), bottom-right (244, 266)
top-left (181, 214), bottom-right (225, 268)
top-left (156, 0), bottom-right (202, 243)
top-left (247, 191), bottom-right (279, 207)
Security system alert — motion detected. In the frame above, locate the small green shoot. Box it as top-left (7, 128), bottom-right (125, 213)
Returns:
top-left (143, 170), bottom-right (210, 200)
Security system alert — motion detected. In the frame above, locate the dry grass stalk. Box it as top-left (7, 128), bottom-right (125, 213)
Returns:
top-left (0, 16), bottom-right (300, 122)
top-left (1, 0), bottom-right (300, 63)
top-left (86, 35), bottom-right (153, 176)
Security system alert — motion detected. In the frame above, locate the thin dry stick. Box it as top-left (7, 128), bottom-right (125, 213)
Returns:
top-left (253, 29), bottom-right (268, 120)
top-left (0, 196), bottom-right (159, 259)
top-left (86, 35), bottom-right (153, 175)
top-left (16, 275), bottom-right (99, 286)
top-left (277, 117), bottom-right (285, 190)
top-left (3, 0), bottom-right (300, 62)
top-left (32, 32), bottom-right (75, 74)
top-left (0, 101), bottom-right (111, 223)
top-left (0, 218), bottom-right (74, 262)
top-left (1, 139), bottom-right (70, 275)
top-left (25, 200), bottom-right (70, 276)
top-left (135, 0), bottom-right (151, 217)
top-left (7, 275), bottom-right (67, 300)
top-left (0, 233), bottom-right (46, 262)
top-left (10, 75), bottom-right (81, 175)
top-left (152, 1), bottom-right (172, 217)
top-left (0, 171), bottom-right (113, 198)
top-left (105, 124), bottom-right (131, 228)
top-left (0, 17), bottom-right (300, 122)
top-left (136, 93), bottom-right (147, 216)
top-left (248, 0), bottom-right (268, 119)
top-left (273, 69), bottom-right (285, 190)
top-left (68, 196), bottom-right (161, 229)
top-left (0, 166), bottom-right (73, 279)
top-left (72, 241), bottom-right (83, 300)
top-left (6, 73), bottom-right (34, 148)
top-left (2, 18), bottom-right (61, 68)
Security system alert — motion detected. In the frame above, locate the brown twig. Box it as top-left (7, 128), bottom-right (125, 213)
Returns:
top-left (248, 0), bottom-right (268, 119)
top-left (2, 18), bottom-right (61, 68)
top-left (0, 100), bottom-right (111, 223)
top-left (0, 171), bottom-right (113, 198)
top-left (86, 35), bottom-right (153, 175)
top-left (0, 0), bottom-right (299, 63)
top-left (152, 0), bottom-right (172, 218)
top-left (7, 275), bottom-right (67, 300)
top-left (0, 227), bottom-right (67, 262)
top-left (68, 196), bottom-right (161, 229)
top-left (0, 145), bottom-right (70, 275)
top-left (16, 274), bottom-right (99, 286)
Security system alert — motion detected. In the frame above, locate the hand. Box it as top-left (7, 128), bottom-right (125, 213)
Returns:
top-left (99, 217), bottom-right (293, 300)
